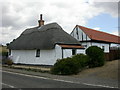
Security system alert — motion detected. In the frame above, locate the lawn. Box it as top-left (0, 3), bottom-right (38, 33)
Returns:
top-left (73, 60), bottom-right (119, 80)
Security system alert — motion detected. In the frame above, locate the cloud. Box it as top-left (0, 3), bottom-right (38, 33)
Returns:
top-left (92, 1), bottom-right (119, 17)
top-left (110, 30), bottom-right (118, 35)
top-left (92, 0), bottom-right (119, 2)
top-left (1, 0), bottom-right (119, 45)
top-left (92, 27), bottom-right (101, 30)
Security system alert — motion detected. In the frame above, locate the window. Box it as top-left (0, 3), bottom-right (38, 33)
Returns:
top-left (36, 49), bottom-right (40, 57)
top-left (72, 49), bottom-right (76, 55)
top-left (9, 49), bottom-right (11, 55)
top-left (86, 35), bottom-right (87, 41)
top-left (76, 28), bottom-right (79, 39)
top-left (83, 45), bottom-right (87, 48)
top-left (102, 46), bottom-right (105, 51)
top-left (81, 33), bottom-right (83, 41)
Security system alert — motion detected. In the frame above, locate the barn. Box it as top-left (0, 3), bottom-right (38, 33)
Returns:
top-left (71, 25), bottom-right (120, 53)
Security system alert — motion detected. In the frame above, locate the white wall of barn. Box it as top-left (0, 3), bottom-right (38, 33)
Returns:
top-left (110, 43), bottom-right (119, 47)
top-left (71, 27), bottom-right (91, 41)
top-left (81, 42), bottom-right (110, 53)
top-left (71, 27), bottom-right (110, 53)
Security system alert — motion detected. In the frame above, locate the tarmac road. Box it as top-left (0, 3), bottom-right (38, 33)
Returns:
top-left (2, 70), bottom-right (102, 89)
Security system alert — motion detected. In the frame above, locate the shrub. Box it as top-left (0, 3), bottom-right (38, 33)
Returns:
top-left (2, 52), bottom-right (8, 60)
top-left (51, 57), bottom-right (79, 75)
top-left (72, 54), bottom-right (89, 70)
top-left (6, 59), bottom-right (13, 66)
top-left (86, 46), bottom-right (105, 68)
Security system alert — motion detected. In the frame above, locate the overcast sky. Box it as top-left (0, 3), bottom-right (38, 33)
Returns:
top-left (0, 0), bottom-right (119, 45)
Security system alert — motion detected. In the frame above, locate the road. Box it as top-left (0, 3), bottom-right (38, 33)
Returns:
top-left (2, 70), bottom-right (102, 88)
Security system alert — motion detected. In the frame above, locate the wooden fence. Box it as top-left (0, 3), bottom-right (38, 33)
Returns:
top-left (105, 48), bottom-right (120, 61)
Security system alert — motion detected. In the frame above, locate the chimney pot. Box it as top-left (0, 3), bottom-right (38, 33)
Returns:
top-left (40, 14), bottom-right (42, 20)
top-left (38, 14), bottom-right (44, 27)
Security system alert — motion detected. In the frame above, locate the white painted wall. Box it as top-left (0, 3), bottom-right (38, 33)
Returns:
top-left (63, 49), bottom-right (85, 58)
top-left (77, 49), bottom-right (85, 54)
top-left (81, 42), bottom-right (110, 53)
top-left (91, 42), bottom-right (109, 53)
top-left (63, 49), bottom-right (72, 58)
top-left (11, 45), bottom-right (62, 65)
top-left (71, 27), bottom-right (91, 41)
top-left (10, 44), bottom-right (86, 65)
top-left (110, 43), bottom-right (119, 47)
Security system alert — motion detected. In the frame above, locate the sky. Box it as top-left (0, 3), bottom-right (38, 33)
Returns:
top-left (0, 0), bottom-right (119, 45)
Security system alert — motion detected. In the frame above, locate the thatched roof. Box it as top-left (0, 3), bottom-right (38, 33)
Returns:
top-left (8, 23), bottom-right (81, 50)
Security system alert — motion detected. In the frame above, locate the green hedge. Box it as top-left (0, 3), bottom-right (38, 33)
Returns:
top-left (51, 46), bottom-right (105, 75)
top-left (72, 54), bottom-right (89, 70)
top-left (6, 59), bottom-right (13, 66)
top-left (51, 54), bottom-right (89, 75)
top-left (86, 46), bottom-right (105, 68)
top-left (51, 57), bottom-right (79, 75)
top-left (2, 52), bottom-right (8, 57)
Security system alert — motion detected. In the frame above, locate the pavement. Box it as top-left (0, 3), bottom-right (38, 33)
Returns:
top-left (2, 66), bottom-right (119, 89)
top-left (2, 64), bottom-right (50, 72)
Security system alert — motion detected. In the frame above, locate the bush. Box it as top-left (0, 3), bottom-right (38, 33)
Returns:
top-left (51, 57), bottom-right (79, 75)
top-left (72, 54), bottom-right (89, 70)
top-left (2, 51), bottom-right (8, 60)
top-left (6, 59), bottom-right (13, 66)
top-left (86, 46), bottom-right (105, 68)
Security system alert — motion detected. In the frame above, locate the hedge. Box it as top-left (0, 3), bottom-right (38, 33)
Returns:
top-left (86, 46), bottom-right (105, 68)
top-left (72, 54), bottom-right (89, 70)
top-left (51, 54), bottom-right (89, 75)
top-left (51, 57), bottom-right (80, 75)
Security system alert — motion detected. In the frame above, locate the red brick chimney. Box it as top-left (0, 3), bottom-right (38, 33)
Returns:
top-left (38, 14), bottom-right (44, 27)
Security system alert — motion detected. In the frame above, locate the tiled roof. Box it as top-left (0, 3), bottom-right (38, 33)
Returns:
top-left (77, 25), bottom-right (120, 44)
top-left (59, 44), bottom-right (84, 49)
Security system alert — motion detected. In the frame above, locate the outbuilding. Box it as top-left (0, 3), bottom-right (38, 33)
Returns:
top-left (71, 25), bottom-right (120, 53)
